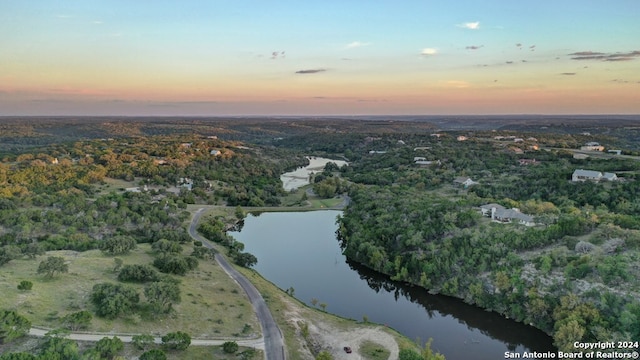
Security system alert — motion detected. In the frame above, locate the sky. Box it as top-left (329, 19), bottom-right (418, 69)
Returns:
top-left (1, 1), bottom-right (639, 116)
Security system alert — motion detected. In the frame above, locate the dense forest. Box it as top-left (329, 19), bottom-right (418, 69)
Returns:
top-left (329, 133), bottom-right (640, 352)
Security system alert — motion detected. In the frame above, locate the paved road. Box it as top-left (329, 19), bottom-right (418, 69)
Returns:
top-left (189, 208), bottom-right (286, 360)
top-left (29, 327), bottom-right (264, 349)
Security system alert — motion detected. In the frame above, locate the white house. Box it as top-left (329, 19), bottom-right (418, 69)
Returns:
top-left (603, 172), bottom-right (618, 181)
top-left (210, 149), bottom-right (221, 156)
top-left (572, 169), bottom-right (602, 182)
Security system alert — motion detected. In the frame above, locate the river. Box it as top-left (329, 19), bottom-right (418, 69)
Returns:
top-left (280, 156), bottom-right (348, 191)
top-left (228, 210), bottom-right (556, 360)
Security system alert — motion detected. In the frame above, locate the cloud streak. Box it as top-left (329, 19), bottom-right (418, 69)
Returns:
top-left (420, 48), bottom-right (438, 56)
top-left (466, 45), bottom-right (483, 50)
top-left (458, 22), bottom-right (480, 30)
top-left (295, 69), bottom-right (327, 74)
top-left (569, 50), bottom-right (640, 61)
top-left (346, 41), bottom-right (371, 49)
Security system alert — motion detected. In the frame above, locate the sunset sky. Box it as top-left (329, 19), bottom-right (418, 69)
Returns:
top-left (1, 1), bottom-right (639, 116)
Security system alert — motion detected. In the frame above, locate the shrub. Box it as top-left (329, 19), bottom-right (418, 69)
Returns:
top-left (17, 281), bottom-right (33, 291)
top-left (161, 331), bottom-right (191, 350)
top-left (222, 341), bottom-right (239, 354)
top-left (140, 349), bottom-right (167, 360)
top-left (118, 264), bottom-right (160, 283)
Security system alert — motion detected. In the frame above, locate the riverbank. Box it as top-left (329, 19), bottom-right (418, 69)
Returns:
top-left (236, 266), bottom-right (419, 360)
top-left (280, 156), bottom-right (348, 192)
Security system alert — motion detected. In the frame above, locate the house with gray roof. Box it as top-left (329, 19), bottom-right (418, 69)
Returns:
top-left (479, 204), bottom-right (535, 226)
top-left (572, 169), bottom-right (602, 182)
top-left (572, 169), bottom-right (618, 182)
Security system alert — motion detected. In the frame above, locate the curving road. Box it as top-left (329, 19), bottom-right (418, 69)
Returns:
top-left (189, 208), bottom-right (286, 360)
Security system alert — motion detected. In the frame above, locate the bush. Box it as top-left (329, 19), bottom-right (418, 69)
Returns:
top-left (140, 349), bottom-right (167, 360)
top-left (222, 341), bottom-right (239, 354)
top-left (94, 336), bottom-right (124, 358)
top-left (90, 283), bottom-right (140, 319)
top-left (61, 311), bottom-right (92, 331)
top-left (0, 310), bottom-right (31, 343)
top-left (118, 264), bottom-right (160, 283)
top-left (17, 281), bottom-right (33, 291)
top-left (132, 334), bottom-right (155, 351)
top-left (100, 235), bottom-right (137, 255)
top-left (153, 254), bottom-right (198, 275)
top-left (161, 331), bottom-right (191, 350)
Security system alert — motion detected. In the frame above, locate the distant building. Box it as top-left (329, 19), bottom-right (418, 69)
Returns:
top-left (210, 149), bottom-right (221, 156)
top-left (480, 204), bottom-right (535, 226)
top-left (608, 150), bottom-right (622, 155)
top-left (178, 178), bottom-right (193, 190)
top-left (572, 169), bottom-right (602, 182)
top-left (369, 150), bottom-right (387, 154)
top-left (414, 147), bottom-right (431, 151)
top-left (457, 136), bottom-right (468, 141)
top-left (453, 176), bottom-right (477, 188)
top-left (580, 142), bottom-right (604, 151)
top-left (571, 169), bottom-right (617, 182)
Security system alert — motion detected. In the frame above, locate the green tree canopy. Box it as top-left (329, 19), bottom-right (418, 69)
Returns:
top-left (144, 281), bottom-right (181, 313)
top-left (0, 310), bottom-right (31, 344)
top-left (90, 283), bottom-right (140, 319)
top-left (100, 235), bottom-right (137, 255)
top-left (161, 331), bottom-right (191, 351)
top-left (37, 256), bottom-right (68, 278)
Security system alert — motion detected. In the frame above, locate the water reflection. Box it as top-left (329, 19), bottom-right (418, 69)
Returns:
top-left (347, 259), bottom-right (556, 353)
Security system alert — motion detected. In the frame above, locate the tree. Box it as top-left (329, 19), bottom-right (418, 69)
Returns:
top-left (234, 252), bottom-right (257, 268)
top-left (132, 334), bottom-right (155, 351)
top-left (161, 331), bottom-right (191, 350)
top-left (37, 256), bottom-right (68, 278)
top-left (90, 283), bottom-right (140, 319)
top-left (100, 236), bottom-right (137, 255)
top-left (38, 336), bottom-right (80, 360)
top-left (144, 281), bottom-right (181, 313)
top-left (94, 337), bottom-right (124, 359)
top-left (139, 349), bottom-right (167, 360)
top-left (0, 310), bottom-right (31, 344)
top-left (153, 254), bottom-right (198, 275)
top-left (222, 341), bottom-right (239, 354)
top-left (151, 239), bottom-right (182, 254)
top-left (22, 243), bottom-right (44, 259)
top-left (0, 246), bottom-right (21, 267)
top-left (235, 205), bottom-right (245, 220)
top-left (61, 311), bottom-right (92, 331)
top-left (0, 352), bottom-right (37, 360)
top-left (118, 264), bottom-right (159, 283)
top-left (17, 280), bottom-right (33, 291)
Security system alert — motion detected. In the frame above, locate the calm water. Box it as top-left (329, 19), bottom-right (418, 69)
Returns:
top-left (228, 210), bottom-right (556, 360)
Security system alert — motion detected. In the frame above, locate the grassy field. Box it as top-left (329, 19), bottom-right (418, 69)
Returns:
top-left (360, 340), bottom-right (391, 360)
top-left (0, 337), bottom-right (262, 360)
top-left (0, 244), bottom-right (259, 339)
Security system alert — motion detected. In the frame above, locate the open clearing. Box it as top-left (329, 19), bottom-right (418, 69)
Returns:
top-left (0, 244), bottom-right (259, 339)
